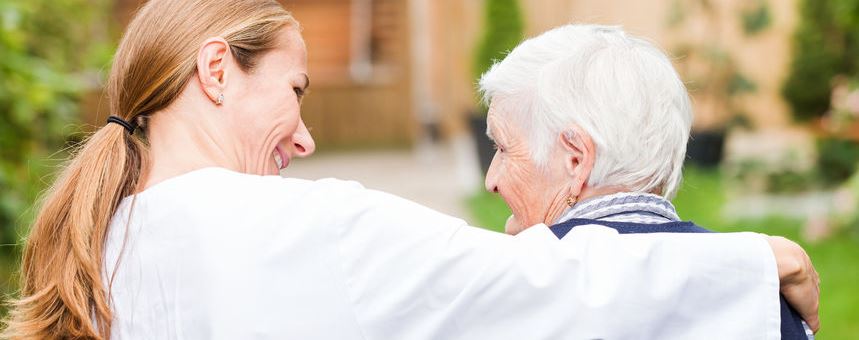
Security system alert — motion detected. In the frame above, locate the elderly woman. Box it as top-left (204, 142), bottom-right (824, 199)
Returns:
top-left (480, 25), bottom-right (818, 338)
top-left (4, 1), bottom-right (817, 339)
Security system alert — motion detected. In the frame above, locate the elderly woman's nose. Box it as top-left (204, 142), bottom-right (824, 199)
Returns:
top-left (485, 157), bottom-right (500, 193)
top-left (291, 120), bottom-right (315, 157)
top-left (485, 180), bottom-right (499, 193)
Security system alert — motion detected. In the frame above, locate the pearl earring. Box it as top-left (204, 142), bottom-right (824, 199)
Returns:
top-left (216, 93), bottom-right (224, 105)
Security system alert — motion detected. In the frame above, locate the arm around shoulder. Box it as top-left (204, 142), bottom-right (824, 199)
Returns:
top-left (329, 187), bottom-right (783, 339)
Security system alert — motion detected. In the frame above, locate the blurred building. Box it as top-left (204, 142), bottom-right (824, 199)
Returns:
top-left (519, 0), bottom-right (800, 131)
top-left (100, 0), bottom-right (801, 148)
top-left (103, 0), bottom-right (480, 149)
top-left (281, 0), bottom-right (415, 148)
top-left (286, 0), bottom-right (802, 147)
top-left (281, 0), bottom-right (484, 149)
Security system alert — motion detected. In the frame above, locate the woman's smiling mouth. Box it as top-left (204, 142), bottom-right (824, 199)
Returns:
top-left (273, 145), bottom-right (289, 170)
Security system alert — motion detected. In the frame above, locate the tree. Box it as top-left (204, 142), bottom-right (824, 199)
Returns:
top-left (782, 0), bottom-right (859, 122)
top-left (0, 0), bottom-right (114, 252)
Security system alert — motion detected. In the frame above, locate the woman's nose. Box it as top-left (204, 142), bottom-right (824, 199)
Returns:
top-left (292, 119), bottom-right (315, 157)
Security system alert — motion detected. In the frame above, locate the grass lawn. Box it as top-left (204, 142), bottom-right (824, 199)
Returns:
top-left (467, 166), bottom-right (859, 339)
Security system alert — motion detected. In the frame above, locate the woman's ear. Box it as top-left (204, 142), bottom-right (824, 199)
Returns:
top-left (559, 125), bottom-right (596, 196)
top-left (196, 37), bottom-right (231, 104)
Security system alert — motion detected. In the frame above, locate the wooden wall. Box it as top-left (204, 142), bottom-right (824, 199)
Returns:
top-left (87, 0), bottom-right (416, 148)
top-left (283, 0), bottom-right (416, 149)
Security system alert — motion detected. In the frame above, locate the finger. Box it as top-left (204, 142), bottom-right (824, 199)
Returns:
top-left (805, 296), bottom-right (820, 333)
top-left (803, 252), bottom-right (821, 333)
top-left (808, 316), bottom-right (820, 333)
top-left (792, 281), bottom-right (820, 333)
top-left (782, 277), bottom-right (819, 332)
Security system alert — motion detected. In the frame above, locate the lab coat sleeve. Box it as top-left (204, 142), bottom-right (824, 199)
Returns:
top-left (329, 183), bottom-right (781, 340)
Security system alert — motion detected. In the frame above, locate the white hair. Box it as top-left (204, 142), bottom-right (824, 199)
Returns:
top-left (479, 24), bottom-right (693, 198)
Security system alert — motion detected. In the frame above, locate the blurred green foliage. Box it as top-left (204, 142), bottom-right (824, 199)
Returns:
top-left (740, 1), bottom-right (772, 36)
top-left (817, 137), bottom-right (859, 186)
top-left (782, 0), bottom-right (859, 208)
top-left (783, 0), bottom-right (859, 122)
top-left (728, 158), bottom-right (821, 194)
top-left (472, 0), bottom-right (524, 114)
top-left (0, 0), bottom-right (114, 253)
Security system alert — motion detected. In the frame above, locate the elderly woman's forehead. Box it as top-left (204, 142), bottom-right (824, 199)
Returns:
top-left (487, 101), bottom-right (525, 136)
top-left (488, 96), bottom-right (517, 116)
top-left (486, 104), bottom-right (509, 129)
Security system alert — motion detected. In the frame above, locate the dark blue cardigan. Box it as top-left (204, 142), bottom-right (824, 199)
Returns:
top-left (550, 218), bottom-right (809, 340)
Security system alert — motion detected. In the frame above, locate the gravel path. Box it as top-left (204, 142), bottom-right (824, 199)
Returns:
top-left (282, 138), bottom-right (483, 224)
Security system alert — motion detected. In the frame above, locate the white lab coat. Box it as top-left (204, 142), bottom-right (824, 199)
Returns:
top-left (104, 167), bottom-right (781, 339)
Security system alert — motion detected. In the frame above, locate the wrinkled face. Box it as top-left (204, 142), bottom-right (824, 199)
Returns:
top-left (484, 100), bottom-right (569, 234)
top-left (225, 28), bottom-right (314, 175)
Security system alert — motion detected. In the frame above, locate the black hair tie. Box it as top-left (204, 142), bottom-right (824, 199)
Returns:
top-left (106, 116), bottom-right (137, 134)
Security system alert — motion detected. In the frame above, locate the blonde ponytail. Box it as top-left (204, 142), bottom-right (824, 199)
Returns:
top-left (4, 124), bottom-right (146, 339)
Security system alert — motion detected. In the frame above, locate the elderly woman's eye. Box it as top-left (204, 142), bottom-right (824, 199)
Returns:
top-left (492, 142), bottom-right (504, 152)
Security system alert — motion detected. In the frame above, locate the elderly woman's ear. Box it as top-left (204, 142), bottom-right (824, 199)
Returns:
top-left (560, 126), bottom-right (595, 198)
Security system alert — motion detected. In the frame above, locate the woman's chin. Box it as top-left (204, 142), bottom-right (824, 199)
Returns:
top-left (504, 214), bottom-right (527, 235)
top-left (261, 163), bottom-right (281, 176)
